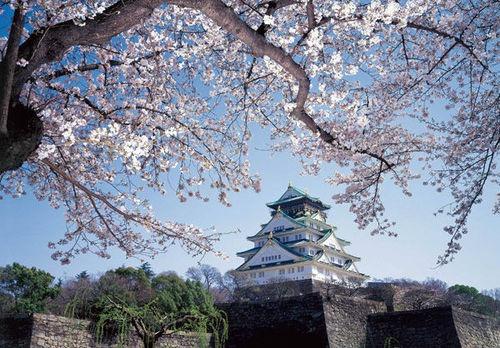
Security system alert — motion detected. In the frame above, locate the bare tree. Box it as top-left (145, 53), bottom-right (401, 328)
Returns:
top-left (186, 264), bottom-right (222, 293)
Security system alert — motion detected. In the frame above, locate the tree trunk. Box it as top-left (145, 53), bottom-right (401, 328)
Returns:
top-left (0, 103), bottom-right (42, 173)
top-left (0, 6), bottom-right (24, 137)
top-left (0, 6), bottom-right (43, 174)
top-left (142, 334), bottom-right (156, 348)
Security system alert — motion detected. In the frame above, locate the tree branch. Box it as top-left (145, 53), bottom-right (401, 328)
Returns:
top-left (13, 0), bottom-right (200, 100)
top-left (0, 6), bottom-right (24, 136)
top-left (197, 0), bottom-right (393, 168)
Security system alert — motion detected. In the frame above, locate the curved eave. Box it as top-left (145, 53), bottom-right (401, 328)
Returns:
top-left (248, 211), bottom-right (307, 240)
top-left (274, 238), bottom-right (313, 259)
top-left (337, 237), bottom-right (351, 246)
top-left (236, 237), bottom-right (311, 271)
top-left (266, 196), bottom-right (331, 210)
top-left (236, 258), bottom-right (311, 272)
top-left (314, 247), bottom-right (361, 262)
top-left (320, 244), bottom-right (361, 261)
top-left (236, 246), bottom-right (260, 257)
top-left (238, 239), bottom-right (310, 258)
top-left (311, 258), bottom-right (369, 279)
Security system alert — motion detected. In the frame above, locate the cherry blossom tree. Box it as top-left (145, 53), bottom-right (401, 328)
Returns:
top-left (0, 0), bottom-right (497, 264)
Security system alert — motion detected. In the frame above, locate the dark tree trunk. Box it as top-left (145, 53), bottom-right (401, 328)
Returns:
top-left (0, 103), bottom-right (42, 173)
top-left (142, 334), bottom-right (156, 348)
top-left (0, 7), bottom-right (24, 137)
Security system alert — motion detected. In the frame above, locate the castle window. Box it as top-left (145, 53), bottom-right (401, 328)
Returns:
top-left (274, 225), bottom-right (284, 232)
top-left (258, 271), bottom-right (264, 277)
top-left (278, 255), bottom-right (281, 259)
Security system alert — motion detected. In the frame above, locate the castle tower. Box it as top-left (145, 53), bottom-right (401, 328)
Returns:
top-left (234, 185), bottom-right (368, 285)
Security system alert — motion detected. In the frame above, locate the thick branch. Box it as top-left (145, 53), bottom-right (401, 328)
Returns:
top-left (198, 0), bottom-right (393, 168)
top-left (0, 7), bottom-right (24, 136)
top-left (13, 0), bottom-right (199, 100)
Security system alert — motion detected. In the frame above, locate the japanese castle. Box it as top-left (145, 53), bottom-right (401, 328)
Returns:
top-left (235, 185), bottom-right (368, 285)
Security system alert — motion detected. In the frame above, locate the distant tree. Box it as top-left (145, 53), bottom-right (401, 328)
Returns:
top-left (76, 271), bottom-right (90, 280)
top-left (481, 288), bottom-right (500, 318)
top-left (0, 292), bottom-right (14, 314)
top-left (396, 278), bottom-right (448, 311)
top-left (49, 276), bottom-right (96, 319)
top-left (447, 284), bottom-right (499, 317)
top-left (448, 284), bottom-right (480, 297)
top-left (422, 278), bottom-right (448, 293)
top-left (482, 288), bottom-right (500, 302)
top-left (400, 287), bottom-right (443, 310)
top-left (447, 284), bottom-right (480, 312)
top-left (96, 267), bottom-right (154, 306)
top-left (214, 271), bottom-right (249, 303)
top-left (367, 278), bottom-right (448, 312)
top-left (0, 263), bottom-right (60, 314)
top-left (186, 264), bottom-right (222, 293)
top-left (139, 263), bottom-right (155, 280)
top-left (320, 276), bottom-right (365, 299)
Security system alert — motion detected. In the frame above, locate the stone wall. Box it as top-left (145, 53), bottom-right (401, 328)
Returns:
top-left (2, 299), bottom-right (499, 348)
top-left (219, 292), bottom-right (329, 348)
top-left (365, 306), bottom-right (500, 348)
top-left (0, 313), bottom-right (212, 348)
top-left (322, 295), bottom-right (384, 347)
top-left (452, 307), bottom-right (500, 347)
top-left (30, 313), bottom-right (94, 347)
top-left (219, 292), bottom-right (384, 348)
top-left (232, 278), bottom-right (318, 301)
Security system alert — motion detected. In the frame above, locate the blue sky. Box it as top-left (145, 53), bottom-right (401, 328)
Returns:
top-left (0, 7), bottom-right (498, 291)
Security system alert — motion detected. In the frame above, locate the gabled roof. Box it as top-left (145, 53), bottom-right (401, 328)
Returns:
top-left (266, 185), bottom-right (331, 210)
top-left (311, 251), bottom-right (366, 276)
top-left (295, 216), bottom-right (332, 231)
top-left (248, 210), bottom-right (306, 240)
top-left (236, 237), bottom-right (311, 271)
top-left (317, 228), bottom-right (350, 246)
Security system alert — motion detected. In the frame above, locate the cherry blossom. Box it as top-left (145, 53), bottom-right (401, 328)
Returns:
top-left (0, 0), bottom-right (497, 264)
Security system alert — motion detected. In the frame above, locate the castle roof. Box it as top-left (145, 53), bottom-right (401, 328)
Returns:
top-left (236, 237), bottom-right (312, 271)
top-left (266, 185), bottom-right (331, 210)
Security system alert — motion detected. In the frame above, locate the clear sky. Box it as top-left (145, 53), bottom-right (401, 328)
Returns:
top-left (0, 7), bottom-right (498, 292)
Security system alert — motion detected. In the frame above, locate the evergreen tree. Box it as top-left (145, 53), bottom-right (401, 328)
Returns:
top-left (0, 263), bottom-right (60, 314)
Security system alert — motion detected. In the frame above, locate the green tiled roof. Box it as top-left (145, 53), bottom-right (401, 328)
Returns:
top-left (266, 185), bottom-right (331, 209)
top-left (237, 238), bottom-right (311, 257)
